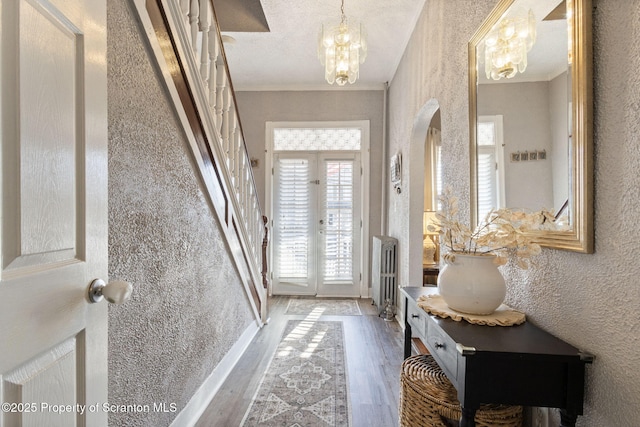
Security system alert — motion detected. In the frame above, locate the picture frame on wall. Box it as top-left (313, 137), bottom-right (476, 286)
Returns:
top-left (390, 153), bottom-right (402, 193)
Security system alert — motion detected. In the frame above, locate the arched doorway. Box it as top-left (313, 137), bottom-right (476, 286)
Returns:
top-left (408, 100), bottom-right (441, 287)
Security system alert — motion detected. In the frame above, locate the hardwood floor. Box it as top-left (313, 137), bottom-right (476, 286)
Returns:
top-left (195, 296), bottom-right (406, 427)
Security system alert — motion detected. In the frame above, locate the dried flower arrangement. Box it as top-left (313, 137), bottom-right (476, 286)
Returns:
top-left (430, 188), bottom-right (550, 269)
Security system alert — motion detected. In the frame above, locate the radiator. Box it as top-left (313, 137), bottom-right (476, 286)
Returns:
top-left (371, 235), bottom-right (398, 314)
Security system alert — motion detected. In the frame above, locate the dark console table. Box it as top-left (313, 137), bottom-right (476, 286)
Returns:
top-left (400, 287), bottom-right (593, 427)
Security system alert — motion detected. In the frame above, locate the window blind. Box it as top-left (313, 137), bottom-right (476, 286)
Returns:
top-left (322, 160), bottom-right (354, 282)
top-left (477, 120), bottom-right (498, 221)
top-left (276, 158), bottom-right (310, 279)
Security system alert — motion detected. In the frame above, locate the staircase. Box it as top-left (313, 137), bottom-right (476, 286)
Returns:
top-left (134, 0), bottom-right (268, 323)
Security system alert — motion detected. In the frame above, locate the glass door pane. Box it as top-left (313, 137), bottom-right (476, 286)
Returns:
top-left (318, 153), bottom-right (361, 296)
top-left (272, 154), bottom-right (317, 295)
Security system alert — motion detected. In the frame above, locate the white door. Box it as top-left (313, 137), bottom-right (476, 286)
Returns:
top-left (272, 152), bottom-right (361, 297)
top-left (0, 0), bottom-right (108, 426)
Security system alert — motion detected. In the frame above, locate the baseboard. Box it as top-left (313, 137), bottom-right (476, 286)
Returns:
top-left (170, 321), bottom-right (261, 427)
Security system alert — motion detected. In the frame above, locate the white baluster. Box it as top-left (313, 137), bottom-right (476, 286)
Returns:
top-left (253, 200), bottom-right (260, 259)
top-left (198, 0), bottom-right (210, 85)
top-left (189, 0), bottom-right (199, 52)
top-left (234, 136), bottom-right (243, 192)
top-left (242, 159), bottom-right (249, 211)
top-left (243, 158), bottom-right (249, 208)
top-left (229, 110), bottom-right (238, 170)
top-left (180, 0), bottom-right (190, 26)
top-left (245, 170), bottom-right (250, 219)
top-left (252, 199), bottom-right (258, 254)
top-left (236, 155), bottom-right (244, 204)
top-left (246, 185), bottom-right (253, 230)
top-left (208, 28), bottom-right (219, 109)
top-left (227, 91), bottom-right (234, 153)
top-left (236, 159), bottom-right (242, 208)
top-left (228, 113), bottom-right (237, 179)
top-left (236, 132), bottom-right (244, 187)
top-left (215, 71), bottom-right (226, 141)
top-left (221, 87), bottom-right (231, 158)
top-left (257, 214), bottom-right (262, 258)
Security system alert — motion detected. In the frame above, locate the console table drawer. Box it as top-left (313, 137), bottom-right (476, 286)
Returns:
top-left (427, 321), bottom-right (458, 380)
top-left (406, 300), bottom-right (427, 337)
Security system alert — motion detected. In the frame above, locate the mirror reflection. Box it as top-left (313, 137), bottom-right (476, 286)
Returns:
top-left (470, 0), bottom-right (593, 252)
top-left (475, 0), bottom-right (572, 228)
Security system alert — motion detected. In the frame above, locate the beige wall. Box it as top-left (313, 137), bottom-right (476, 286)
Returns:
top-left (107, 1), bottom-right (254, 426)
top-left (387, 0), bottom-right (640, 426)
top-left (235, 90), bottom-right (385, 290)
top-left (478, 81), bottom-right (555, 211)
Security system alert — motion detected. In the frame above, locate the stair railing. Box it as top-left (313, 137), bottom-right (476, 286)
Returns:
top-left (135, 0), bottom-right (268, 323)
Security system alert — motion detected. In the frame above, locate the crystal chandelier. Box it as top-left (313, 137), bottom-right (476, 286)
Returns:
top-left (317, 0), bottom-right (367, 86)
top-left (484, 9), bottom-right (536, 80)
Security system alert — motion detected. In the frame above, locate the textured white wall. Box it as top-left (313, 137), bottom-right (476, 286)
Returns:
top-left (387, 0), bottom-right (640, 426)
top-left (107, 1), bottom-right (255, 426)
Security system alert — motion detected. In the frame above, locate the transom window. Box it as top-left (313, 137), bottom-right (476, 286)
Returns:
top-left (273, 128), bottom-right (361, 151)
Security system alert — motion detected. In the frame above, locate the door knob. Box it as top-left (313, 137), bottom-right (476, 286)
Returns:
top-left (88, 279), bottom-right (132, 304)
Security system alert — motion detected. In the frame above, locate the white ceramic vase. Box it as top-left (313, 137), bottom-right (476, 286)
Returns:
top-left (438, 253), bottom-right (506, 315)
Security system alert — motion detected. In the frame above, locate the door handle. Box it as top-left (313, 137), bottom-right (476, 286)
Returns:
top-left (88, 279), bottom-right (132, 304)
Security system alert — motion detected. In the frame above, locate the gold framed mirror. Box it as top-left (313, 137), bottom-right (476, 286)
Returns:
top-left (469, 0), bottom-right (593, 253)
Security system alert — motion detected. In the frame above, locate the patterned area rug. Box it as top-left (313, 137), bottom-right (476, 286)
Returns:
top-left (285, 299), bottom-right (361, 316)
top-left (241, 320), bottom-right (350, 426)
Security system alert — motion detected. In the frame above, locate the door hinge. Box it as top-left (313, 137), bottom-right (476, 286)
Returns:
top-left (272, 167), bottom-right (274, 175)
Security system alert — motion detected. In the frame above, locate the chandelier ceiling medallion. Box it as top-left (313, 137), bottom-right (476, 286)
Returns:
top-left (484, 9), bottom-right (536, 80)
top-left (318, 0), bottom-right (367, 86)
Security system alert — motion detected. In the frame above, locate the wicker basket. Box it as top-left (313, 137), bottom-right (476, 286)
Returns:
top-left (399, 354), bottom-right (523, 427)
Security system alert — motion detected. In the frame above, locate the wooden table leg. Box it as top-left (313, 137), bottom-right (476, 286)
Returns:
top-left (403, 298), bottom-right (412, 359)
top-left (460, 406), bottom-right (477, 427)
top-left (560, 409), bottom-right (577, 427)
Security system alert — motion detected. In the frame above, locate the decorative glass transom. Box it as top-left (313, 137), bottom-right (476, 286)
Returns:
top-left (274, 128), bottom-right (361, 151)
top-left (478, 121), bottom-right (496, 146)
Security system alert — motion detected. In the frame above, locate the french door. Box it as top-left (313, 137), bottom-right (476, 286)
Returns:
top-left (272, 152), bottom-right (361, 297)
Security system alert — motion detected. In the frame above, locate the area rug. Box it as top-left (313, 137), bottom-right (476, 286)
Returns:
top-left (241, 320), bottom-right (350, 427)
top-left (285, 298), bottom-right (361, 316)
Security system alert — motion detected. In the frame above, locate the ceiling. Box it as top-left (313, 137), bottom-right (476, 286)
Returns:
top-left (478, 0), bottom-right (569, 84)
top-left (214, 0), bottom-right (427, 91)
top-left (213, 0), bottom-right (568, 91)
